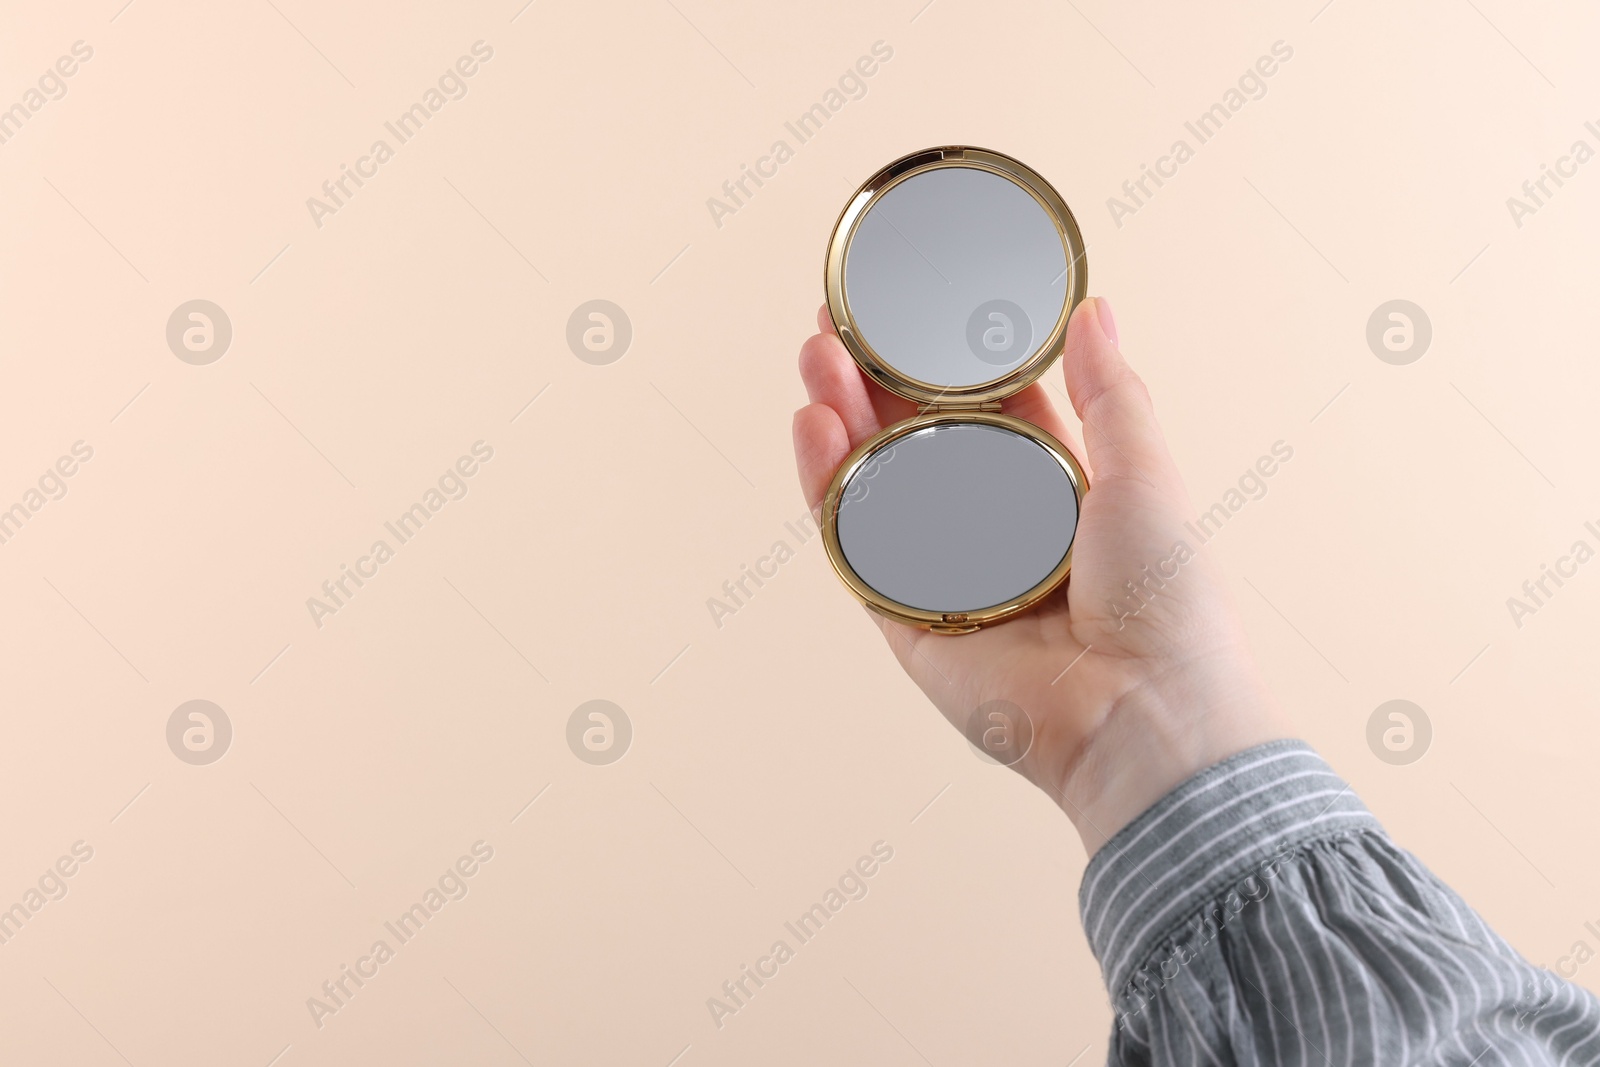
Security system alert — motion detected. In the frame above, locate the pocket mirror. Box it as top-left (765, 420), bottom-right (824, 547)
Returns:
top-left (820, 147), bottom-right (1088, 633)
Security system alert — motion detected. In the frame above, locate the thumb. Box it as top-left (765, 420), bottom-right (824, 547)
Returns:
top-left (1061, 297), bottom-right (1184, 495)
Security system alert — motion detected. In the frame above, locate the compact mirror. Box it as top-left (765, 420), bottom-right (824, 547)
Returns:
top-left (821, 147), bottom-right (1088, 633)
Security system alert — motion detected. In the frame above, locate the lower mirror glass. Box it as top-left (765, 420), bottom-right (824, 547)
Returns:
top-left (835, 422), bottom-right (1079, 615)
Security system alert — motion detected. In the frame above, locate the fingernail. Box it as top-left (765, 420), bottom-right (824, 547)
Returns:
top-left (1096, 297), bottom-right (1119, 347)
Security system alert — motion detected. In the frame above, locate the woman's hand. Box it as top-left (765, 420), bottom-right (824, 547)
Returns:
top-left (792, 297), bottom-right (1292, 853)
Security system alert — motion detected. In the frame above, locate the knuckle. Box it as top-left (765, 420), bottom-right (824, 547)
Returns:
top-left (1078, 372), bottom-right (1150, 421)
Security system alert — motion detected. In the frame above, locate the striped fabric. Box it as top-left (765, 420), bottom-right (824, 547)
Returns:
top-left (1078, 740), bottom-right (1600, 1064)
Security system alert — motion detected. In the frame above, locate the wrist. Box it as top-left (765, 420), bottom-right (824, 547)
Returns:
top-left (1051, 653), bottom-right (1292, 857)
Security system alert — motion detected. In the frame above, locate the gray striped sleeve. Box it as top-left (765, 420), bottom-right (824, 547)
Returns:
top-left (1078, 740), bottom-right (1600, 1065)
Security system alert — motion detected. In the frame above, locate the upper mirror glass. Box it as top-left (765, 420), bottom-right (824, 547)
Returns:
top-left (843, 165), bottom-right (1069, 390)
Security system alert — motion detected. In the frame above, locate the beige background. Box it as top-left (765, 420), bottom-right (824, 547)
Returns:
top-left (2, 0), bottom-right (1598, 1063)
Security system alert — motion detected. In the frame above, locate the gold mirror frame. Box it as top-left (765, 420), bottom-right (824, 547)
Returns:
top-left (823, 146), bottom-right (1089, 406)
top-left (819, 146), bottom-right (1091, 633)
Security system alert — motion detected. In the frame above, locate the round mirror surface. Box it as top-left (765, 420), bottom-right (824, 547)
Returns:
top-left (843, 165), bottom-right (1070, 390)
top-left (836, 423), bottom-right (1079, 614)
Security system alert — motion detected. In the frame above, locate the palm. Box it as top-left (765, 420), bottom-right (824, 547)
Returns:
top-left (866, 456), bottom-right (1214, 801)
top-left (793, 300), bottom-right (1248, 811)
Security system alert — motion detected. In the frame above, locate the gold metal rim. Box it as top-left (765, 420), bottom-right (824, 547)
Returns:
top-left (823, 146), bottom-right (1089, 407)
top-left (820, 412), bottom-right (1088, 633)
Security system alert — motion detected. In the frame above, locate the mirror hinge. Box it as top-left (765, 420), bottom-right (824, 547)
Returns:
top-left (918, 401), bottom-right (1003, 414)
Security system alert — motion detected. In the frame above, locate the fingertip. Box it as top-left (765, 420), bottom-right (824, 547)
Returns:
top-left (792, 402), bottom-right (851, 511)
top-left (1061, 296), bottom-right (1180, 487)
top-left (1063, 296), bottom-right (1139, 415)
top-left (1065, 296), bottom-right (1115, 355)
top-left (797, 330), bottom-right (883, 446)
top-left (817, 303), bottom-right (837, 335)
top-left (1096, 296), bottom-right (1118, 348)
top-left (797, 331), bottom-right (844, 396)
